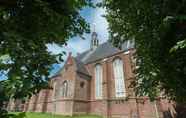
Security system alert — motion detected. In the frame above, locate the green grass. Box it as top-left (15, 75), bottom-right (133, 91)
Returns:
top-left (10, 112), bottom-right (102, 118)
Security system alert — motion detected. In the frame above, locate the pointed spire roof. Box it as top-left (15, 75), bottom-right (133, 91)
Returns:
top-left (66, 52), bottom-right (73, 65)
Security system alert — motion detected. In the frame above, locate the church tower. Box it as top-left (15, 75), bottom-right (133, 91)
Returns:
top-left (91, 31), bottom-right (99, 50)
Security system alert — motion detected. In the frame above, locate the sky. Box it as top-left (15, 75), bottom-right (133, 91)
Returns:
top-left (48, 0), bottom-right (109, 75)
top-left (0, 0), bottom-right (109, 80)
top-left (48, 0), bottom-right (108, 55)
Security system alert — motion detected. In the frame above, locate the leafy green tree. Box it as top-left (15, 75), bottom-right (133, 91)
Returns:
top-left (0, 0), bottom-right (92, 115)
top-left (103, 0), bottom-right (186, 102)
top-left (0, 81), bottom-right (9, 118)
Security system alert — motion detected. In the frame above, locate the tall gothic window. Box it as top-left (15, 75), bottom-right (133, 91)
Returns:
top-left (53, 82), bottom-right (58, 99)
top-left (95, 64), bottom-right (103, 99)
top-left (113, 58), bottom-right (126, 97)
top-left (62, 81), bottom-right (68, 97)
top-left (59, 85), bottom-right (63, 97)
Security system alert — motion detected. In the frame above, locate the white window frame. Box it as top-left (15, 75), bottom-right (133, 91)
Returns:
top-left (95, 64), bottom-right (103, 99)
top-left (62, 81), bottom-right (68, 97)
top-left (113, 58), bottom-right (126, 97)
top-left (53, 82), bottom-right (58, 99)
top-left (126, 40), bottom-right (130, 49)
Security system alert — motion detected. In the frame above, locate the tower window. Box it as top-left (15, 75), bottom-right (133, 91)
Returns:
top-left (91, 31), bottom-right (99, 49)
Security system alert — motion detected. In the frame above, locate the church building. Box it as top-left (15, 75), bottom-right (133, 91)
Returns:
top-left (8, 31), bottom-right (175, 118)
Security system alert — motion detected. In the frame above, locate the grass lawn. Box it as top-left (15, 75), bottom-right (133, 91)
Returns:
top-left (10, 112), bottom-right (102, 118)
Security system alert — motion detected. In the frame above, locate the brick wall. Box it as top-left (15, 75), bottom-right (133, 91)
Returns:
top-left (73, 73), bottom-right (90, 114)
top-left (8, 49), bottom-right (177, 118)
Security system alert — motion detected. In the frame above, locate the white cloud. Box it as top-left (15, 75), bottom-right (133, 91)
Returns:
top-left (67, 1), bottom-right (109, 53)
top-left (92, 6), bottom-right (109, 43)
top-left (47, 43), bottom-right (64, 55)
top-left (47, 43), bottom-right (77, 56)
top-left (67, 38), bottom-right (90, 53)
top-left (47, 0), bottom-right (109, 54)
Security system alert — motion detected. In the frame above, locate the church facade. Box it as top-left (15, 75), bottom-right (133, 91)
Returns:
top-left (8, 32), bottom-right (175, 118)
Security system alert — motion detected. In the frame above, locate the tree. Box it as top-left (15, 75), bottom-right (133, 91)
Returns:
top-left (0, 0), bottom-right (92, 114)
top-left (0, 81), bottom-right (9, 118)
top-left (103, 0), bottom-right (186, 103)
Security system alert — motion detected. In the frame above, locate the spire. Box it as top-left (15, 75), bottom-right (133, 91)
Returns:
top-left (91, 24), bottom-right (99, 50)
top-left (93, 23), bottom-right (96, 32)
top-left (66, 52), bottom-right (73, 65)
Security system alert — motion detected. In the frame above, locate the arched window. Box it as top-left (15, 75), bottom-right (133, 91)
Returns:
top-left (95, 64), bottom-right (103, 99)
top-left (113, 58), bottom-right (126, 97)
top-left (53, 82), bottom-right (58, 99)
top-left (59, 85), bottom-right (63, 97)
top-left (62, 81), bottom-right (68, 97)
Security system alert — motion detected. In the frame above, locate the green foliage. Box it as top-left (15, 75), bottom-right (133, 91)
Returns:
top-left (11, 112), bottom-right (102, 118)
top-left (9, 112), bottom-right (26, 118)
top-left (0, 0), bottom-right (92, 117)
top-left (171, 39), bottom-right (186, 52)
top-left (103, 0), bottom-right (186, 102)
top-left (0, 81), bottom-right (9, 118)
top-left (0, 0), bottom-right (91, 98)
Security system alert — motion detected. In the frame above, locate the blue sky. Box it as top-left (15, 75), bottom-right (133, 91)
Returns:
top-left (0, 0), bottom-right (109, 80)
top-left (48, 0), bottom-right (108, 55)
top-left (48, 0), bottom-right (109, 75)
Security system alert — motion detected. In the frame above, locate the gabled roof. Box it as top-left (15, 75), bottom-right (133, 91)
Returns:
top-left (76, 42), bottom-right (120, 64)
top-left (51, 41), bottom-right (134, 79)
top-left (51, 56), bottom-right (90, 78)
top-left (74, 58), bottom-right (89, 76)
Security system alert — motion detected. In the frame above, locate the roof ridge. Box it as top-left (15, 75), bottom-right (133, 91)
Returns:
top-left (81, 49), bottom-right (96, 62)
top-left (74, 57), bottom-right (90, 77)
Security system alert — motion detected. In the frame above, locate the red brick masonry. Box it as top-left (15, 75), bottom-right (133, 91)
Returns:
top-left (7, 49), bottom-right (176, 118)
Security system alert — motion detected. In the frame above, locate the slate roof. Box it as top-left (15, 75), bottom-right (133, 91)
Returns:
top-left (76, 50), bottom-right (90, 61)
top-left (74, 58), bottom-right (89, 76)
top-left (76, 42), bottom-right (120, 64)
top-left (51, 41), bottom-right (134, 78)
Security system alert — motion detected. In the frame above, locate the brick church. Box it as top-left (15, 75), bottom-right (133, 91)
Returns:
top-left (8, 31), bottom-right (176, 118)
